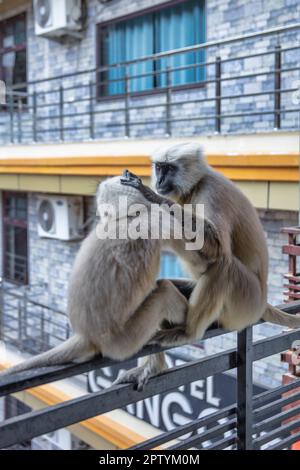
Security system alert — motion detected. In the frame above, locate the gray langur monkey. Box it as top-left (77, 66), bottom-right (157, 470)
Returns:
top-left (118, 142), bottom-right (300, 385)
top-left (0, 175), bottom-right (188, 387)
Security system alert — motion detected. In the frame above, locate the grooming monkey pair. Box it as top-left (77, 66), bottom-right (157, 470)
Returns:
top-left (1, 143), bottom-right (300, 389)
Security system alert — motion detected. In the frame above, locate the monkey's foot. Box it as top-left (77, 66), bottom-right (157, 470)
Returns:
top-left (152, 326), bottom-right (188, 347)
top-left (113, 363), bottom-right (163, 391)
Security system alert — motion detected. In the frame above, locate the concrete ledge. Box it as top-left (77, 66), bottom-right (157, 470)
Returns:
top-left (0, 133), bottom-right (298, 182)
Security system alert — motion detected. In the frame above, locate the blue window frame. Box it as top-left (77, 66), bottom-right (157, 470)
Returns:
top-left (98, 0), bottom-right (205, 96)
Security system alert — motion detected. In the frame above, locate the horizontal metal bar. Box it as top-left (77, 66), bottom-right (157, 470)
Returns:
top-left (267, 429), bottom-right (300, 450)
top-left (36, 112), bottom-right (92, 121)
top-left (219, 45), bottom-right (300, 64)
top-left (0, 324), bottom-right (233, 395)
top-left (167, 418), bottom-right (236, 450)
top-left (254, 418), bottom-right (300, 449)
top-left (0, 348), bottom-right (237, 448)
top-left (130, 404), bottom-right (236, 450)
top-left (85, 65), bottom-right (287, 100)
top-left (275, 300), bottom-right (300, 314)
top-left (0, 345), bottom-right (156, 397)
top-left (36, 126), bottom-right (91, 133)
top-left (254, 389), bottom-right (300, 421)
top-left (2, 291), bottom-right (65, 315)
top-left (254, 377), bottom-right (300, 408)
top-left (123, 107), bottom-right (298, 128)
top-left (254, 403), bottom-right (300, 434)
top-left (205, 435), bottom-right (237, 450)
top-left (220, 66), bottom-right (300, 83)
top-left (221, 87), bottom-right (299, 100)
top-left (9, 87), bottom-right (298, 124)
top-left (253, 327), bottom-right (300, 362)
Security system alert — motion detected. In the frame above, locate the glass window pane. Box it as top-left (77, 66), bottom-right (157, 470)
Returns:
top-left (4, 195), bottom-right (27, 220)
top-left (4, 225), bottom-right (28, 284)
top-left (99, 0), bottom-right (205, 95)
top-left (3, 193), bottom-right (28, 285)
top-left (13, 50), bottom-right (27, 85)
top-left (14, 17), bottom-right (26, 45)
top-left (3, 31), bottom-right (14, 49)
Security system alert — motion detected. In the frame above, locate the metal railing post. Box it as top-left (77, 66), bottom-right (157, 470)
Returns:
top-left (89, 80), bottom-right (95, 140)
top-left (40, 309), bottom-right (45, 351)
top-left (32, 90), bottom-right (37, 142)
top-left (9, 92), bottom-right (14, 143)
top-left (215, 56), bottom-right (222, 133)
top-left (59, 84), bottom-right (64, 141)
top-left (274, 44), bottom-right (281, 129)
top-left (165, 66), bottom-right (172, 137)
top-left (237, 326), bottom-right (253, 450)
top-left (17, 97), bottom-right (22, 143)
top-left (17, 299), bottom-right (23, 349)
top-left (124, 73), bottom-right (130, 138)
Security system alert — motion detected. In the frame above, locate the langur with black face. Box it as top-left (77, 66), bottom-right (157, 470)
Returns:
top-left (0, 175), bottom-right (187, 387)
top-left (118, 142), bottom-right (300, 388)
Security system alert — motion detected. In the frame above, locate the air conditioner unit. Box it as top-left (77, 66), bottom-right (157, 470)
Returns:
top-left (33, 0), bottom-right (82, 38)
top-left (37, 195), bottom-right (84, 241)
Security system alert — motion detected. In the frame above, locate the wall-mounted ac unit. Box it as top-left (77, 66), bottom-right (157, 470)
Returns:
top-left (37, 195), bottom-right (84, 241)
top-left (33, 0), bottom-right (82, 38)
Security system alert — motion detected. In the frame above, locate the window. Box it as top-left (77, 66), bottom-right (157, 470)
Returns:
top-left (0, 13), bottom-right (27, 101)
top-left (2, 192), bottom-right (28, 285)
top-left (159, 251), bottom-right (187, 279)
top-left (98, 0), bottom-right (205, 96)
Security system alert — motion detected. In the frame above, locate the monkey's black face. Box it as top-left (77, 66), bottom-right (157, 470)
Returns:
top-left (154, 162), bottom-right (177, 195)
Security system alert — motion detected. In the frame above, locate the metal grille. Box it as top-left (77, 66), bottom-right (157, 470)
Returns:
top-left (0, 279), bottom-right (300, 450)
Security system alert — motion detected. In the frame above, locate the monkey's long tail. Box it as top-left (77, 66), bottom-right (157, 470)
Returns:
top-left (0, 334), bottom-right (94, 377)
top-left (263, 304), bottom-right (300, 328)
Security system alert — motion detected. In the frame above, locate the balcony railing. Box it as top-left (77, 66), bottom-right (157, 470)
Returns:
top-left (0, 23), bottom-right (299, 145)
top-left (0, 281), bottom-right (69, 356)
top-left (1, 278), bottom-right (300, 450)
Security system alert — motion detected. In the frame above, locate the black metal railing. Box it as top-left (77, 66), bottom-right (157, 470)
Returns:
top-left (0, 23), bottom-right (299, 144)
top-left (1, 283), bottom-right (300, 450)
top-left (0, 281), bottom-right (69, 356)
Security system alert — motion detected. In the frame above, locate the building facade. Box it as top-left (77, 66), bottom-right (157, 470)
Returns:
top-left (0, 0), bottom-right (299, 450)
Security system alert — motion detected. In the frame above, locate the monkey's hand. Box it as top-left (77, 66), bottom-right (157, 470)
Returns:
top-left (120, 169), bottom-right (143, 190)
top-left (151, 325), bottom-right (189, 347)
top-left (121, 169), bottom-right (174, 207)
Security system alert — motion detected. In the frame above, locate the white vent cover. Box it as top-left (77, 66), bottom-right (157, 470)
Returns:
top-left (37, 195), bottom-right (84, 241)
top-left (34, 0), bottom-right (82, 38)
